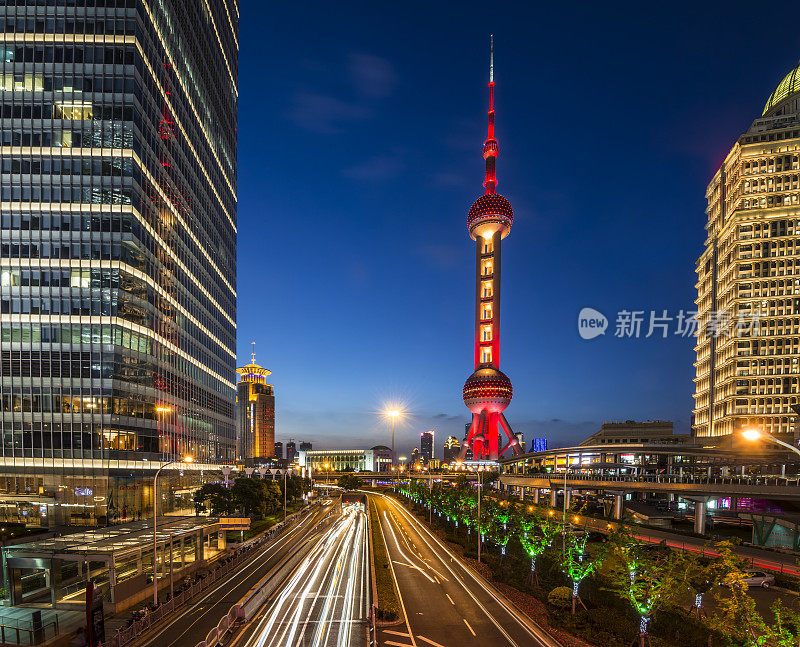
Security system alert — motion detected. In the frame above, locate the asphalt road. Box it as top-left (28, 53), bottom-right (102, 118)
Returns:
top-left (130, 501), bottom-right (335, 647)
top-left (371, 493), bottom-right (559, 647)
top-left (237, 502), bottom-right (368, 647)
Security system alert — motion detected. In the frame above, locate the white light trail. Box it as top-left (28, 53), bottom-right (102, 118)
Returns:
top-left (245, 505), bottom-right (367, 647)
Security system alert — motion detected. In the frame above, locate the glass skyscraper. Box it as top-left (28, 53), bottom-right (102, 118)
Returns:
top-left (0, 0), bottom-right (237, 526)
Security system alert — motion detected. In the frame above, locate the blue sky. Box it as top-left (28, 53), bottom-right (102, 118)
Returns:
top-left (235, 0), bottom-right (800, 458)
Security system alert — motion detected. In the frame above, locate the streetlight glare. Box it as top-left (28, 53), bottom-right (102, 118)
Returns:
top-left (183, 455), bottom-right (194, 463)
top-left (742, 429), bottom-right (762, 441)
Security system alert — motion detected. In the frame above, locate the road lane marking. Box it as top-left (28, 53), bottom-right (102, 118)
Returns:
top-left (418, 636), bottom-right (447, 647)
top-left (383, 630), bottom-right (411, 637)
top-left (446, 594), bottom-right (455, 605)
top-left (463, 619), bottom-right (476, 636)
top-left (381, 495), bottom-right (555, 647)
top-left (385, 642), bottom-right (414, 647)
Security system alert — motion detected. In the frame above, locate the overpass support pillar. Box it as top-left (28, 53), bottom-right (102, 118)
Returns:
top-left (550, 489), bottom-right (557, 508)
top-left (519, 487), bottom-right (524, 500)
top-left (610, 492), bottom-right (625, 521)
top-left (684, 496), bottom-right (711, 535)
top-left (533, 488), bottom-right (540, 505)
top-left (564, 488), bottom-right (572, 510)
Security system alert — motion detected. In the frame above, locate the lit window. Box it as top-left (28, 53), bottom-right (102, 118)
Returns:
top-left (54, 102), bottom-right (93, 120)
top-left (482, 348), bottom-right (492, 363)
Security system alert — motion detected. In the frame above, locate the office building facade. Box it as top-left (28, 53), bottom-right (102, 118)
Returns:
top-left (694, 59), bottom-right (800, 441)
top-left (442, 435), bottom-right (460, 464)
top-left (0, 0), bottom-right (238, 525)
top-left (286, 440), bottom-right (296, 464)
top-left (420, 430), bottom-right (433, 463)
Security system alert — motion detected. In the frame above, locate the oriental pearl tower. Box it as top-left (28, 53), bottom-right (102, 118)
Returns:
top-left (459, 36), bottom-right (522, 462)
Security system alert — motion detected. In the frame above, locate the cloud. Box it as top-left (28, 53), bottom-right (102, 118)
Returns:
top-left (349, 54), bottom-right (397, 99)
top-left (288, 91), bottom-right (370, 134)
top-left (341, 154), bottom-right (405, 181)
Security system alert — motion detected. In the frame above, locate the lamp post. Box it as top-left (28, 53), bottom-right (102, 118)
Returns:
top-left (477, 467), bottom-right (483, 563)
top-left (153, 455), bottom-right (192, 606)
top-left (561, 457), bottom-right (578, 555)
top-left (742, 428), bottom-right (800, 458)
top-left (386, 410), bottom-right (401, 469)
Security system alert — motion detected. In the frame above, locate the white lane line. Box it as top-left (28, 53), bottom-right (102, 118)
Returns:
top-left (382, 495), bottom-right (557, 647)
top-left (418, 636), bottom-right (447, 647)
top-left (446, 594), bottom-right (455, 605)
top-left (463, 619), bottom-right (476, 636)
top-left (383, 512), bottom-right (434, 583)
top-left (383, 630), bottom-right (412, 637)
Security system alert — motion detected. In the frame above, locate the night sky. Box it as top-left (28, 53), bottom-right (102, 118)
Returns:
top-left (235, 0), bottom-right (800, 458)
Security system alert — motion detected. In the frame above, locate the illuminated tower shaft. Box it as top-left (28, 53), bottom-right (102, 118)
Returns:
top-left (460, 37), bottom-right (522, 462)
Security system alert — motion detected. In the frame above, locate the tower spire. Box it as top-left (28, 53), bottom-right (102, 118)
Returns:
top-left (483, 35), bottom-right (498, 195)
top-left (251, 341), bottom-right (256, 364)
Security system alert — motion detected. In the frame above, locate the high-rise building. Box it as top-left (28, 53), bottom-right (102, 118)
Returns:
top-left (420, 430), bottom-right (434, 463)
top-left (460, 38), bottom-right (521, 462)
top-left (299, 441), bottom-right (312, 452)
top-left (0, 1), bottom-right (238, 525)
top-left (235, 351), bottom-right (274, 463)
top-left (514, 432), bottom-right (525, 453)
top-left (286, 440), bottom-right (297, 464)
top-left (442, 436), bottom-right (461, 464)
top-left (694, 59), bottom-right (800, 441)
top-left (274, 441), bottom-right (284, 460)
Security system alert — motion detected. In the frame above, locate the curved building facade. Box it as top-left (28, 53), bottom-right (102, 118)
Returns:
top-left (694, 59), bottom-right (800, 442)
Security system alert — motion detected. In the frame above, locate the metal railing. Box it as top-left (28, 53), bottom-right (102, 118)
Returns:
top-left (0, 619), bottom-right (59, 645)
top-left (503, 471), bottom-right (800, 488)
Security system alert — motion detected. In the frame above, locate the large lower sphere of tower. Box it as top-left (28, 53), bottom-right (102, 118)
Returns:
top-left (463, 367), bottom-right (513, 414)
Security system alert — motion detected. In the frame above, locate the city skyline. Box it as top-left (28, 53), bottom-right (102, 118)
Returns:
top-left (236, 0), bottom-right (800, 452)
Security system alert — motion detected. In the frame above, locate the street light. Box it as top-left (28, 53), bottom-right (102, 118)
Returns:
top-left (385, 410), bottom-right (402, 469)
top-left (153, 455), bottom-right (192, 606)
top-left (742, 428), bottom-right (800, 458)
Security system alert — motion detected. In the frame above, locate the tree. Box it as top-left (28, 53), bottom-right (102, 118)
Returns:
top-left (518, 510), bottom-right (559, 584)
top-left (560, 530), bottom-right (603, 614)
top-left (337, 473), bottom-right (361, 491)
top-left (193, 483), bottom-right (232, 516)
top-left (707, 541), bottom-right (771, 646)
top-left (676, 548), bottom-right (729, 619)
top-left (232, 477), bottom-right (269, 517)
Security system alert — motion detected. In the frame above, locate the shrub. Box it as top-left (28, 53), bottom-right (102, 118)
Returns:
top-left (548, 586), bottom-right (573, 609)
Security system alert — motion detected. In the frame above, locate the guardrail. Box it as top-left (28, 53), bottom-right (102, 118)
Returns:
top-left (503, 472), bottom-right (800, 488)
top-left (100, 505), bottom-right (317, 647)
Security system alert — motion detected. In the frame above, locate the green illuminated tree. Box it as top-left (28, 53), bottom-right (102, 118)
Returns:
top-left (559, 530), bottom-right (602, 614)
top-left (518, 510), bottom-right (559, 585)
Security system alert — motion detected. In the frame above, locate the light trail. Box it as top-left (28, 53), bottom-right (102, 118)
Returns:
top-left (243, 504), bottom-right (368, 647)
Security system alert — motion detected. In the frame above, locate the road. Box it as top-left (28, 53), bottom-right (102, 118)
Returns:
top-left (237, 502), bottom-right (368, 647)
top-left (130, 501), bottom-right (335, 647)
top-left (371, 493), bottom-right (559, 647)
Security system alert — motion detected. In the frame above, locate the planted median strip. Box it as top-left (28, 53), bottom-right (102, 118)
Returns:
top-left (368, 497), bottom-right (402, 623)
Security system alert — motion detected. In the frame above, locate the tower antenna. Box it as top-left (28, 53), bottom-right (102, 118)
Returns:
top-left (489, 34), bottom-right (494, 83)
top-left (251, 341), bottom-right (256, 364)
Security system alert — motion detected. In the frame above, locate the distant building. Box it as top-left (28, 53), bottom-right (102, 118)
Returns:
top-left (298, 448), bottom-right (391, 472)
top-left (235, 355), bottom-right (275, 462)
top-left (443, 436), bottom-right (461, 464)
top-left (532, 438), bottom-right (548, 453)
top-left (420, 431), bottom-right (434, 463)
top-left (274, 442), bottom-right (284, 460)
top-left (299, 441), bottom-right (312, 452)
top-left (514, 432), bottom-right (525, 453)
top-left (410, 447), bottom-right (421, 468)
top-left (286, 440), bottom-right (297, 464)
top-left (579, 421), bottom-right (688, 446)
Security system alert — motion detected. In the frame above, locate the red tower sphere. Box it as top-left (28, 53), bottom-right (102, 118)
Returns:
top-left (462, 367), bottom-right (513, 413)
top-left (458, 36), bottom-right (522, 463)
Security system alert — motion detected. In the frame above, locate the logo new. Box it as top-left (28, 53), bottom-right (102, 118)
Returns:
top-left (578, 308), bottom-right (607, 340)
